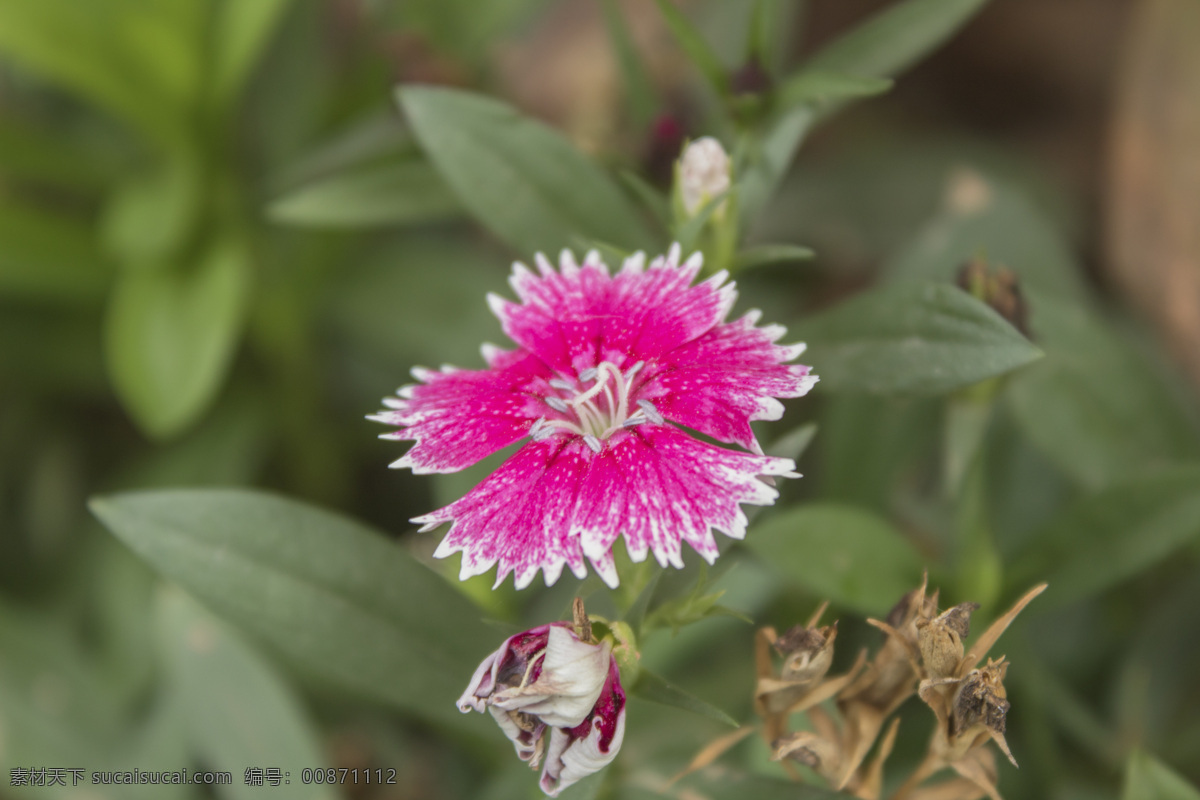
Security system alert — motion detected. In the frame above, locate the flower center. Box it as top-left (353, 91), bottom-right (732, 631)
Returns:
top-left (530, 360), bottom-right (663, 452)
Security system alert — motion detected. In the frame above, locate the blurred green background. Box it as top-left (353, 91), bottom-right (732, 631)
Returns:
top-left (2, 0), bottom-right (1199, 798)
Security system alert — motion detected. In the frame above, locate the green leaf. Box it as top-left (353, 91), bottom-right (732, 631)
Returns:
top-left (1005, 291), bottom-right (1200, 490)
top-left (212, 0), bottom-right (292, 104)
top-left (795, 282), bottom-right (1042, 395)
top-left (89, 488), bottom-right (494, 734)
top-left (0, 199), bottom-right (112, 303)
top-left (652, 0), bottom-right (728, 96)
top-left (674, 188), bottom-right (731, 253)
top-left (745, 503), bottom-right (925, 615)
top-left (602, 0), bottom-right (658, 127)
top-left (398, 85), bottom-right (654, 255)
top-left (0, 0), bottom-right (198, 146)
top-left (732, 243), bottom-right (814, 272)
top-left (632, 668), bottom-right (739, 728)
top-left (1011, 465), bottom-right (1200, 610)
top-left (157, 588), bottom-right (337, 800)
top-left (105, 238), bottom-right (251, 438)
top-left (268, 160), bottom-right (461, 228)
top-left (618, 169), bottom-right (671, 230)
top-left (101, 153), bottom-right (202, 264)
top-left (741, 0), bottom-right (992, 221)
top-left (1122, 750), bottom-right (1200, 800)
top-left (803, 0), bottom-right (991, 79)
top-left (776, 72), bottom-right (892, 109)
top-left (766, 422), bottom-right (819, 464)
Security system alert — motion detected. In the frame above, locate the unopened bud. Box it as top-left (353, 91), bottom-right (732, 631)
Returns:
top-left (678, 137), bottom-right (731, 218)
top-left (458, 620), bottom-right (626, 796)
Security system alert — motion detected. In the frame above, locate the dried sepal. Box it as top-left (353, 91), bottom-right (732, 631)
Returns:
top-left (771, 730), bottom-right (843, 784)
top-left (667, 725), bottom-right (755, 785)
top-left (957, 584), bottom-right (1046, 675)
top-left (847, 717), bottom-right (900, 800)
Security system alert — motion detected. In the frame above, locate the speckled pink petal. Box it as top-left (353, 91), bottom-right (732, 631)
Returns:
top-left (569, 425), bottom-right (797, 572)
top-left (422, 426), bottom-right (795, 588)
top-left (488, 246), bottom-right (736, 376)
top-left (369, 347), bottom-right (552, 474)
top-left (640, 310), bottom-right (818, 450)
top-left (422, 438), bottom-right (596, 589)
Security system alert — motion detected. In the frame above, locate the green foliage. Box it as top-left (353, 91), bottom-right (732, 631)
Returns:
top-left (3, 1), bottom-right (1200, 797)
top-left (398, 85), bottom-right (655, 255)
top-left (631, 669), bottom-right (740, 729)
top-left (795, 282), bottom-right (1043, 395)
top-left (105, 240), bottom-right (251, 438)
top-left (89, 489), bottom-right (492, 735)
top-left (746, 504), bottom-right (925, 615)
top-left (1123, 750), bottom-right (1200, 800)
top-left (157, 589), bottom-right (337, 800)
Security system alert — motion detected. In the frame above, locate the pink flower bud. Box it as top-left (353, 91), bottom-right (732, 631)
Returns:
top-left (458, 623), bottom-right (626, 797)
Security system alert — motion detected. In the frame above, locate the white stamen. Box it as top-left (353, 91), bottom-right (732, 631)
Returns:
top-left (534, 359), bottom-right (668, 444)
top-left (637, 399), bottom-right (664, 425)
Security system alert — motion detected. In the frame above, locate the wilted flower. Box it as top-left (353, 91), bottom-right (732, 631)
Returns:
top-left (458, 619), bottom-right (626, 796)
top-left (371, 245), bottom-right (816, 588)
top-left (678, 137), bottom-right (732, 217)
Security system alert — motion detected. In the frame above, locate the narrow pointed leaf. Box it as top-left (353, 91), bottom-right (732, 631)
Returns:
top-left (1010, 466), bottom-right (1200, 610)
top-left (158, 589), bottom-right (337, 800)
top-left (90, 489), bottom-right (494, 734)
top-left (652, 0), bottom-right (728, 96)
top-left (795, 282), bottom-right (1042, 395)
top-left (105, 239), bottom-right (251, 438)
top-left (399, 85), bottom-right (654, 255)
top-left (632, 668), bottom-right (739, 728)
top-left (268, 161), bottom-right (461, 228)
top-left (733, 244), bottom-right (814, 272)
top-left (1122, 750), bottom-right (1200, 800)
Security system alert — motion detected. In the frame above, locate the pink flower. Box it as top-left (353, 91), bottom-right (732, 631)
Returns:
top-left (371, 245), bottom-right (816, 588)
top-left (458, 623), bottom-right (626, 797)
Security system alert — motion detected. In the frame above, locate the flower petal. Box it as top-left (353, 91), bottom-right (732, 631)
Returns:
top-left (641, 310), bottom-right (818, 450)
top-left (424, 426), bottom-right (796, 588)
top-left (491, 628), bottom-right (612, 728)
top-left (422, 438), bottom-right (596, 589)
top-left (570, 425), bottom-right (796, 571)
top-left (370, 347), bottom-right (553, 473)
top-left (488, 247), bottom-right (736, 376)
top-left (539, 660), bottom-right (626, 797)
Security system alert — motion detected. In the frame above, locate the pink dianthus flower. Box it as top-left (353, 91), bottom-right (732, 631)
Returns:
top-left (371, 245), bottom-right (816, 588)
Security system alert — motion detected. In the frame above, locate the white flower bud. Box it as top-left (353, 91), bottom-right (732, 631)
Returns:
top-left (678, 136), bottom-right (732, 217)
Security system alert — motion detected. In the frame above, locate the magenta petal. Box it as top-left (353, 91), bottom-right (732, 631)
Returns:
top-left (489, 246), bottom-right (736, 375)
top-left (424, 426), bottom-right (795, 588)
top-left (570, 426), bottom-right (796, 571)
top-left (370, 348), bottom-right (553, 474)
top-left (641, 310), bottom-right (817, 450)
top-left (423, 438), bottom-right (595, 589)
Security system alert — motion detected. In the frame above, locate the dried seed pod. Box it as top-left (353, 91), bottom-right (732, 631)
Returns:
top-left (775, 621), bottom-right (838, 683)
top-left (918, 603), bottom-right (980, 679)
